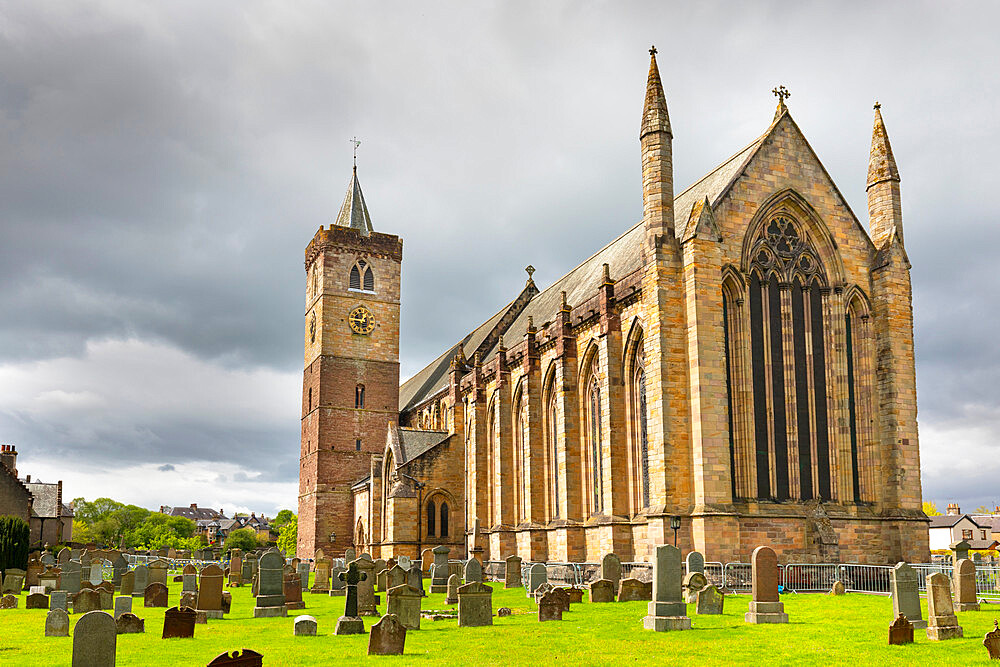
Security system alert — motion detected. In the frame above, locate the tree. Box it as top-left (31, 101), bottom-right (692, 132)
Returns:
top-left (276, 516), bottom-right (297, 557)
top-left (224, 528), bottom-right (259, 553)
top-left (0, 516), bottom-right (30, 572)
top-left (273, 510), bottom-right (295, 528)
top-left (923, 501), bottom-right (942, 516)
top-left (71, 519), bottom-right (93, 544)
top-left (973, 505), bottom-right (995, 515)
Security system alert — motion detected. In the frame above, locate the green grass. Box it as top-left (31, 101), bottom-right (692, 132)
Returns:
top-left (1, 577), bottom-right (999, 665)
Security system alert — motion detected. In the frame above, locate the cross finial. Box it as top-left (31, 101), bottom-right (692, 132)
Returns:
top-left (351, 137), bottom-right (361, 168)
top-left (649, 45), bottom-right (657, 56)
top-left (525, 265), bottom-right (535, 280)
top-left (772, 85), bottom-right (790, 102)
top-left (874, 101), bottom-right (881, 110)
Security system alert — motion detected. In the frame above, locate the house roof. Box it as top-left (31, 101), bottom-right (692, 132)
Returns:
top-left (24, 481), bottom-right (60, 518)
top-left (167, 506), bottom-right (227, 520)
top-left (928, 514), bottom-right (986, 529)
top-left (398, 124), bottom-right (770, 413)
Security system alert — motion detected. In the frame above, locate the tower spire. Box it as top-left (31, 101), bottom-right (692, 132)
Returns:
top-left (334, 164), bottom-right (374, 236)
top-left (640, 45), bottom-right (674, 251)
top-left (866, 102), bottom-right (903, 248)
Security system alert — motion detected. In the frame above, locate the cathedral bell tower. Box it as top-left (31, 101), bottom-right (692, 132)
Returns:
top-left (297, 164), bottom-right (403, 560)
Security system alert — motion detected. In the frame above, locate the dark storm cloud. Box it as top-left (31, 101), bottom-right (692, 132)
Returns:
top-left (0, 0), bottom-right (997, 513)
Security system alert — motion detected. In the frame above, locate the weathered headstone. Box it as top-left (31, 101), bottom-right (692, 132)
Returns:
top-left (407, 563), bottom-right (425, 597)
top-left (26, 592), bottom-right (50, 609)
top-left (116, 612), bottom-right (145, 635)
top-left (527, 563), bottom-right (547, 596)
top-left (329, 565), bottom-right (346, 596)
top-left (829, 580), bottom-right (846, 596)
top-left (601, 553), bottom-right (622, 592)
top-left (111, 555), bottom-right (128, 587)
top-left (951, 540), bottom-right (971, 565)
top-left (113, 596), bottom-right (132, 619)
top-left (148, 559), bottom-right (168, 586)
top-left (457, 581), bottom-right (493, 627)
top-left (26, 555), bottom-right (43, 588)
top-left (445, 573), bottom-right (460, 604)
top-left (311, 557), bottom-right (331, 593)
top-left (505, 555), bottom-right (522, 588)
top-left (590, 579), bottom-right (615, 603)
top-left (208, 649), bottom-right (263, 666)
top-left (538, 589), bottom-right (563, 621)
top-left (46, 607), bottom-right (70, 636)
top-left (387, 564), bottom-right (407, 590)
top-left (954, 558), bottom-right (981, 612)
top-left (643, 544), bottom-right (691, 631)
top-left (891, 562), bottom-right (926, 629)
top-left (465, 557), bottom-right (483, 584)
top-left (368, 613), bottom-right (406, 656)
top-left (888, 613), bottom-right (914, 645)
top-left (51, 590), bottom-right (68, 612)
top-left (54, 549), bottom-right (67, 565)
top-left (144, 582), bottom-right (168, 608)
top-left (241, 558), bottom-right (252, 585)
top-left (353, 557), bottom-right (378, 615)
top-left (685, 551), bottom-right (705, 575)
top-left (682, 571), bottom-right (708, 604)
top-left (697, 584), bottom-right (724, 615)
top-left (75, 589), bottom-right (101, 614)
top-left (162, 606), bottom-right (196, 639)
top-left (182, 564), bottom-right (198, 593)
top-left (334, 562), bottom-right (366, 635)
top-left (119, 571), bottom-right (134, 597)
top-left (229, 551), bottom-right (243, 587)
top-left (198, 563), bottom-right (225, 618)
top-left (180, 591), bottom-right (197, 608)
top-left (397, 555), bottom-right (411, 569)
top-left (374, 559), bottom-right (387, 591)
top-left (420, 548), bottom-right (432, 573)
top-left (387, 583), bottom-right (422, 630)
top-left (984, 619), bottom-right (1000, 660)
top-left (39, 566), bottom-right (60, 593)
top-left (253, 552), bottom-right (287, 618)
top-left (744, 546), bottom-right (787, 624)
top-left (926, 572), bottom-right (963, 640)
top-left (132, 564), bottom-right (148, 597)
top-left (297, 562), bottom-right (310, 591)
top-left (430, 546), bottom-right (450, 593)
top-left (618, 577), bottom-right (650, 602)
top-left (72, 610), bottom-right (117, 667)
top-left (2, 569), bottom-right (25, 593)
top-left (561, 586), bottom-right (584, 604)
top-left (284, 573), bottom-right (305, 610)
top-left (0, 593), bottom-right (17, 608)
top-left (294, 614), bottom-right (317, 636)
top-left (344, 547), bottom-right (356, 563)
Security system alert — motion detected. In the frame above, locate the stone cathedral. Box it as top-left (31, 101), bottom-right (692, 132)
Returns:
top-left (298, 50), bottom-right (930, 565)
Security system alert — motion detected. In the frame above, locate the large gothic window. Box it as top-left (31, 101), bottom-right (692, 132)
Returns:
top-left (546, 387), bottom-right (560, 519)
top-left (515, 395), bottom-right (528, 523)
top-left (587, 375), bottom-right (603, 514)
top-left (630, 339), bottom-right (650, 510)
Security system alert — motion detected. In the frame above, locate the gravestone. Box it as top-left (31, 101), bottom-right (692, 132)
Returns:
top-left (229, 551), bottom-right (243, 587)
top-left (430, 546), bottom-right (450, 593)
top-left (685, 551), bottom-right (705, 575)
top-left (284, 573), bottom-right (305, 610)
top-left (112, 555), bottom-right (128, 587)
top-left (561, 586), bottom-right (584, 604)
top-left (51, 590), bottom-right (68, 612)
top-left (984, 619), bottom-right (1000, 660)
top-left (221, 591), bottom-right (232, 614)
top-left (374, 559), bottom-right (387, 590)
top-left (643, 544), bottom-right (690, 631)
top-left (162, 606), bottom-right (196, 639)
top-left (682, 571), bottom-right (708, 604)
top-left (208, 649), bottom-right (263, 667)
top-left (116, 612), bottom-right (145, 634)
top-left (420, 548), bottom-right (433, 573)
top-left (344, 547), bottom-right (356, 563)
top-left (550, 586), bottom-right (571, 612)
top-left (407, 563), bottom-right (425, 597)
top-left (241, 559), bottom-right (252, 585)
top-left (368, 613), bottom-right (406, 656)
top-left (148, 559), bottom-right (168, 586)
top-left (198, 563), bottom-right (225, 618)
top-left (926, 572), bottom-right (963, 640)
top-left (397, 555), bottom-right (411, 569)
top-left (297, 562), bottom-right (310, 591)
top-left (538, 589), bottom-right (563, 621)
top-left (829, 580), bottom-right (846, 595)
top-left (697, 585), bottom-right (724, 615)
top-left (26, 592), bottom-right (49, 609)
top-left (533, 582), bottom-right (553, 601)
top-left (498, 606), bottom-right (512, 616)
top-left (0, 593), bottom-right (17, 608)
top-left (387, 583), bottom-right (422, 630)
top-left (954, 558), bottom-right (980, 612)
top-left (888, 613), bottom-right (914, 645)
top-left (387, 564), bottom-right (407, 590)
top-left (46, 608), bottom-right (70, 636)
top-left (951, 540), bottom-right (971, 565)
top-left (132, 564), bottom-right (148, 597)
top-left (505, 555), bottom-right (522, 588)
top-left (619, 578), bottom-right (650, 602)
top-left (311, 557), bottom-right (331, 593)
top-left (75, 589), bottom-right (101, 614)
top-left (329, 565), bottom-right (346, 595)
top-left (253, 552), bottom-right (287, 618)
top-left (527, 563), bottom-right (547, 596)
top-left (144, 582), bottom-right (168, 608)
top-left (891, 562), bottom-right (926, 628)
top-left (39, 567), bottom-right (60, 593)
top-left (182, 564), bottom-right (198, 593)
top-left (113, 596), bottom-right (132, 618)
top-left (119, 571), bottom-right (134, 597)
top-left (180, 592), bottom-right (197, 608)
top-left (457, 581), bottom-right (493, 627)
top-left (334, 562), bottom-right (367, 635)
top-left (2, 569), bottom-right (25, 593)
top-left (353, 557), bottom-right (378, 615)
top-left (601, 553), bottom-right (622, 592)
top-left (445, 574), bottom-right (460, 604)
top-left (465, 557), bottom-right (483, 584)
top-left (26, 555), bottom-right (43, 588)
top-left (745, 546), bottom-right (787, 624)
top-left (72, 610), bottom-right (117, 667)
top-left (590, 579), bottom-right (615, 603)
top-left (53, 549), bottom-right (66, 565)
top-left (294, 614), bottom-right (317, 636)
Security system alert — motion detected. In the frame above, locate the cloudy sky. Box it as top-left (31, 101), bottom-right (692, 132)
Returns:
top-left (0, 1), bottom-right (997, 518)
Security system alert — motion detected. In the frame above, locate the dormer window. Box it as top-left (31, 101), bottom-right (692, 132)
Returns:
top-left (349, 259), bottom-right (375, 292)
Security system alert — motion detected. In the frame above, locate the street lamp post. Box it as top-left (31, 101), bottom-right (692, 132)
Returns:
top-left (670, 515), bottom-right (681, 547)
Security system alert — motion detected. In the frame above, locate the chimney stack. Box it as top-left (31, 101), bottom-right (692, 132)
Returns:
top-left (190, 503), bottom-right (198, 510)
top-left (0, 445), bottom-right (17, 477)
top-left (946, 503), bottom-right (960, 516)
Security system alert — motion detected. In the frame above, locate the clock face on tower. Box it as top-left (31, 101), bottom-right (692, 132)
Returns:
top-left (348, 306), bottom-right (375, 335)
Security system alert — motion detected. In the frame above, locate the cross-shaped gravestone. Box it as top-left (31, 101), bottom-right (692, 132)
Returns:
top-left (339, 562), bottom-right (367, 618)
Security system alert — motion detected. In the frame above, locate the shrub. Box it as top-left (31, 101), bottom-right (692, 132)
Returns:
top-left (224, 528), bottom-right (259, 553)
top-left (0, 515), bottom-right (30, 573)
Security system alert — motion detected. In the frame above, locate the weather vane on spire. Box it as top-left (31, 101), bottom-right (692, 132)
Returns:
top-left (351, 137), bottom-right (361, 168)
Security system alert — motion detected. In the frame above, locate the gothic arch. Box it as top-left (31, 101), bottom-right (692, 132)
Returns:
top-left (349, 257), bottom-right (376, 292)
top-left (623, 320), bottom-right (650, 512)
top-left (578, 340), bottom-right (603, 515)
top-left (541, 360), bottom-right (560, 520)
top-left (424, 487), bottom-right (457, 540)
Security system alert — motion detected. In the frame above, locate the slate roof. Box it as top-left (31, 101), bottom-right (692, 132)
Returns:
top-left (398, 128), bottom-right (769, 412)
top-left (928, 514), bottom-right (985, 529)
top-left (24, 481), bottom-right (60, 518)
top-left (396, 428), bottom-right (450, 467)
top-left (167, 506), bottom-right (227, 521)
top-left (334, 167), bottom-right (374, 235)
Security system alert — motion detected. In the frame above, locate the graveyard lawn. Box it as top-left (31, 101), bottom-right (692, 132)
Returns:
top-left (2, 578), bottom-right (1000, 665)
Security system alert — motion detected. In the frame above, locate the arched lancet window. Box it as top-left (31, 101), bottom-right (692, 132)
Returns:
top-left (427, 498), bottom-right (436, 537)
top-left (544, 371), bottom-right (560, 519)
top-left (310, 263), bottom-right (318, 297)
top-left (586, 372), bottom-right (604, 514)
top-left (309, 311), bottom-right (316, 344)
top-left (846, 293), bottom-right (873, 503)
top-left (632, 344), bottom-right (650, 509)
top-left (349, 258), bottom-right (375, 292)
top-left (355, 517), bottom-right (365, 548)
top-left (487, 401), bottom-right (498, 525)
top-left (515, 393), bottom-right (528, 522)
top-left (439, 501), bottom-right (449, 537)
